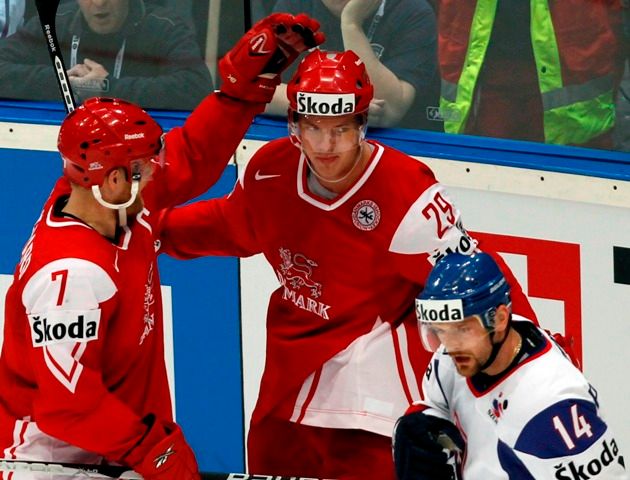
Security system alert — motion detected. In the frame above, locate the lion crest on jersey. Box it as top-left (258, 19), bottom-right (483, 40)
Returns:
top-left (278, 248), bottom-right (322, 298)
top-left (276, 248), bottom-right (331, 320)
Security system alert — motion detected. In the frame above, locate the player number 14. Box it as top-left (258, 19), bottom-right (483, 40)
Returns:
top-left (552, 403), bottom-right (593, 450)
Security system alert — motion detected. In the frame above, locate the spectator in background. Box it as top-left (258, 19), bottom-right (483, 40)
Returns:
top-left (0, 0), bottom-right (212, 110)
top-left (265, 0), bottom-right (441, 130)
top-left (0, 0), bottom-right (25, 37)
top-left (435, 0), bottom-right (622, 149)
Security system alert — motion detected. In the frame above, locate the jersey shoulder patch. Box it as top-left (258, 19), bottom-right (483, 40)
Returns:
top-left (516, 399), bottom-right (607, 457)
top-left (23, 258), bottom-right (117, 347)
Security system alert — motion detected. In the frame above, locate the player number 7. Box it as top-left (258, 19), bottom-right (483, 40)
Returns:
top-left (51, 269), bottom-right (68, 307)
top-left (552, 403), bottom-right (593, 450)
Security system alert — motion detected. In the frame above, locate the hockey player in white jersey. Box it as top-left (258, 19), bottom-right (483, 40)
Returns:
top-left (393, 252), bottom-right (628, 480)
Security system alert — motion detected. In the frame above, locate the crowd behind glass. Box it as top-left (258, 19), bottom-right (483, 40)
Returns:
top-left (1, 0), bottom-right (628, 152)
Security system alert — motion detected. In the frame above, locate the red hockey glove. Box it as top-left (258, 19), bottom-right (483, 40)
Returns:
top-left (219, 13), bottom-right (325, 103)
top-left (123, 415), bottom-right (200, 480)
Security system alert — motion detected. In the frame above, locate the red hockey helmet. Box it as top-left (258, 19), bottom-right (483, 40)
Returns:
top-left (57, 97), bottom-right (163, 187)
top-left (287, 50), bottom-right (374, 117)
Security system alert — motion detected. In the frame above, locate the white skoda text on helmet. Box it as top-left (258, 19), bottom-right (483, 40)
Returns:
top-left (416, 298), bottom-right (465, 323)
top-left (296, 92), bottom-right (356, 116)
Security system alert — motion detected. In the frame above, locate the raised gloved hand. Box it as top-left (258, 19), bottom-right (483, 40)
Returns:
top-left (123, 415), bottom-right (199, 480)
top-left (219, 13), bottom-right (325, 103)
top-left (393, 410), bottom-right (464, 480)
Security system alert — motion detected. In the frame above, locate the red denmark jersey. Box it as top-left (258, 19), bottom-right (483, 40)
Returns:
top-left (0, 95), bottom-right (263, 464)
top-left (161, 138), bottom-right (537, 435)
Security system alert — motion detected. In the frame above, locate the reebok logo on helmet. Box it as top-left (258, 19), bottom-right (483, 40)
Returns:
top-left (124, 133), bottom-right (145, 140)
top-left (297, 92), bottom-right (355, 116)
top-left (416, 299), bottom-right (464, 322)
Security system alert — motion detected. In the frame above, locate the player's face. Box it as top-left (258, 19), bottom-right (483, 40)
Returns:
top-left (78, 0), bottom-right (130, 34)
top-left (429, 316), bottom-right (493, 377)
top-left (298, 114), bottom-right (364, 183)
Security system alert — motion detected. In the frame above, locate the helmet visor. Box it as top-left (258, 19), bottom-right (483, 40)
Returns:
top-left (419, 317), bottom-right (491, 353)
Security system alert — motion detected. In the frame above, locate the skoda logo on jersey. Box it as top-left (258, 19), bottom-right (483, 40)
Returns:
top-left (553, 438), bottom-right (624, 480)
top-left (296, 92), bottom-right (356, 116)
top-left (29, 310), bottom-right (100, 347)
top-left (415, 299), bottom-right (464, 323)
top-left (352, 200), bottom-right (380, 231)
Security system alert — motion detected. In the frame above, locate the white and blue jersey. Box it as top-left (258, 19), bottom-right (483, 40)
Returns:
top-left (418, 320), bottom-right (628, 479)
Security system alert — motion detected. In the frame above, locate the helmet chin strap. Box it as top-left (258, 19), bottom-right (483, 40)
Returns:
top-left (91, 180), bottom-right (140, 227)
top-left (480, 329), bottom-right (510, 371)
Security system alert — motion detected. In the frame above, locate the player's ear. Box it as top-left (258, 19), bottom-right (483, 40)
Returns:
top-left (493, 304), bottom-right (511, 334)
top-left (100, 168), bottom-right (126, 197)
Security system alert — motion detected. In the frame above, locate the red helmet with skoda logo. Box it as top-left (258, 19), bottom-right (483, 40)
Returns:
top-left (287, 49), bottom-right (374, 117)
top-left (57, 97), bottom-right (163, 187)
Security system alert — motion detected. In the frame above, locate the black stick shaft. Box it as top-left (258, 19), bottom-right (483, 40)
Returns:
top-left (34, 0), bottom-right (76, 113)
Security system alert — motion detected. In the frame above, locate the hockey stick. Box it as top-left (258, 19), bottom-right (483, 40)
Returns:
top-left (34, 0), bottom-right (76, 113)
top-left (0, 459), bottom-right (326, 479)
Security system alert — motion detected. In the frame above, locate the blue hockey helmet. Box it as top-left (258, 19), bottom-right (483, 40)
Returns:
top-left (415, 252), bottom-right (511, 333)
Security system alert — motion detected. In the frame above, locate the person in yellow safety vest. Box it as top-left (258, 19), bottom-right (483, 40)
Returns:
top-left (436, 0), bottom-right (624, 149)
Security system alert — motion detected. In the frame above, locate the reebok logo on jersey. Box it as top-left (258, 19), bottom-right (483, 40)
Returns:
top-left (29, 309), bottom-right (100, 347)
top-left (554, 438), bottom-right (624, 480)
top-left (296, 92), bottom-right (356, 116)
top-left (415, 299), bottom-right (464, 322)
top-left (154, 444), bottom-right (176, 469)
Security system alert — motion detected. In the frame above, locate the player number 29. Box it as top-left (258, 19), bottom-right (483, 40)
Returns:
top-left (422, 191), bottom-right (456, 239)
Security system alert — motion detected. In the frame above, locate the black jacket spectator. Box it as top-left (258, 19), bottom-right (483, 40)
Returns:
top-left (0, 0), bottom-right (213, 110)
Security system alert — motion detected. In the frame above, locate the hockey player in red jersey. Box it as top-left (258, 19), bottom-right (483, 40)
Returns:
top-left (159, 50), bottom-right (538, 479)
top-left (0, 13), bottom-right (324, 480)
